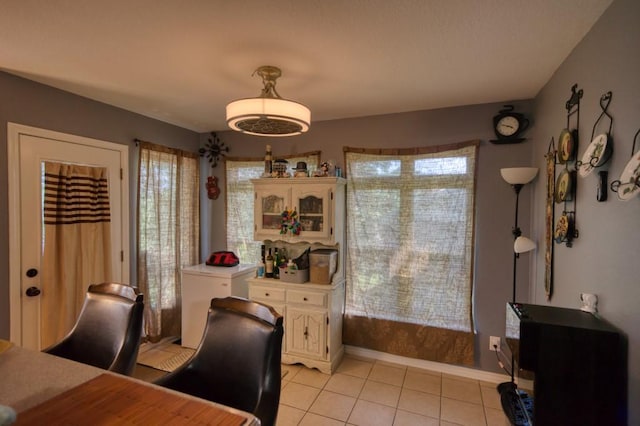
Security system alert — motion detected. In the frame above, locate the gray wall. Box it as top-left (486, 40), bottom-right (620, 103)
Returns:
top-left (529, 0), bottom-right (639, 423)
top-left (0, 71), bottom-right (200, 339)
top-left (207, 100), bottom-right (536, 375)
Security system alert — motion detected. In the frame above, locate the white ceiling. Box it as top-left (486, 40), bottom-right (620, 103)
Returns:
top-left (0, 0), bottom-right (613, 133)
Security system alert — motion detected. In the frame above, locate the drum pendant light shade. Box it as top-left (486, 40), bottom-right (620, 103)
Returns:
top-left (226, 66), bottom-right (310, 137)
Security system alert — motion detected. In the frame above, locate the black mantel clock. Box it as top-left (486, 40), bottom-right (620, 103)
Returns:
top-left (490, 105), bottom-right (530, 144)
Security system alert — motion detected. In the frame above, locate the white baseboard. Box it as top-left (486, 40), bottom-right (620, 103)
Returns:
top-left (344, 345), bottom-right (533, 389)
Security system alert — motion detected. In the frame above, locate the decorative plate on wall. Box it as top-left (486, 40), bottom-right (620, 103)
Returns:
top-left (554, 169), bottom-right (573, 203)
top-left (557, 129), bottom-right (575, 164)
top-left (554, 212), bottom-right (574, 244)
top-left (579, 133), bottom-right (610, 177)
top-left (616, 150), bottom-right (640, 201)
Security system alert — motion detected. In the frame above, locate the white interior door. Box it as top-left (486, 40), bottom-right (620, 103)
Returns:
top-left (8, 123), bottom-right (130, 350)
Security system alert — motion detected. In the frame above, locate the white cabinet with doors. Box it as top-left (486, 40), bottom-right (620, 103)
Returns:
top-left (249, 278), bottom-right (345, 374)
top-left (287, 307), bottom-right (326, 359)
top-left (251, 177), bottom-right (345, 244)
top-left (250, 177), bottom-right (346, 373)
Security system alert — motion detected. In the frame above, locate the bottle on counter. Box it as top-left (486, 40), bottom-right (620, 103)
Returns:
top-left (273, 248), bottom-right (280, 279)
top-left (278, 248), bottom-right (288, 272)
top-left (265, 248), bottom-right (274, 278)
top-left (257, 259), bottom-right (265, 278)
top-left (264, 144), bottom-right (272, 176)
top-left (257, 244), bottom-right (265, 277)
top-left (287, 258), bottom-right (297, 272)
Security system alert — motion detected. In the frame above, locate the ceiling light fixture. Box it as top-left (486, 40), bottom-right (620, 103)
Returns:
top-left (226, 66), bottom-right (310, 137)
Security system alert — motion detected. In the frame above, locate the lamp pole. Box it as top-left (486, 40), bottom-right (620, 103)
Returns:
top-left (509, 183), bottom-right (524, 384)
top-left (511, 183), bottom-right (524, 303)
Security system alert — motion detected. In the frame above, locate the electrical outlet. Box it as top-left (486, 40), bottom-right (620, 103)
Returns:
top-left (489, 336), bottom-right (501, 351)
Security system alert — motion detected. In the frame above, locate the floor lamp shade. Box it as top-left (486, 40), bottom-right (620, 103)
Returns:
top-left (514, 236), bottom-right (536, 254)
top-left (500, 167), bottom-right (539, 185)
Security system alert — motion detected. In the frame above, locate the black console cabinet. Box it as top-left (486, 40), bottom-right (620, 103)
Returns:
top-left (505, 303), bottom-right (627, 426)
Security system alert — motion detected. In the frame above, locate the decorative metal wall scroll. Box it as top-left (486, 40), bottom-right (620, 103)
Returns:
top-left (577, 91), bottom-right (614, 202)
top-left (199, 132), bottom-right (229, 168)
top-left (553, 84), bottom-right (582, 248)
top-left (544, 137), bottom-right (556, 300)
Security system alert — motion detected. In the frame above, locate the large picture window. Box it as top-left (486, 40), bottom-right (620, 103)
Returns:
top-left (343, 140), bottom-right (479, 365)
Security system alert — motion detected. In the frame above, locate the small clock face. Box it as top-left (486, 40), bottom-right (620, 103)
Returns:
top-left (496, 115), bottom-right (520, 137)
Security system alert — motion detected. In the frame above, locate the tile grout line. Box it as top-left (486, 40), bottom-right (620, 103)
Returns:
top-left (340, 360), bottom-right (372, 424)
top-left (140, 348), bottom-right (507, 425)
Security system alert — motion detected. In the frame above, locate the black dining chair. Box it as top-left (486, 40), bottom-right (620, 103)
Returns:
top-left (43, 282), bottom-right (144, 376)
top-left (154, 296), bottom-right (284, 426)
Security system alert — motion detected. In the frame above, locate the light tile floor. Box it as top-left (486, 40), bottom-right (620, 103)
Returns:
top-left (135, 344), bottom-right (511, 426)
top-left (277, 355), bottom-right (511, 426)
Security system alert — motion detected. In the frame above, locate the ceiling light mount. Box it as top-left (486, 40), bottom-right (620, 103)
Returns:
top-left (255, 65), bottom-right (283, 98)
top-left (226, 65), bottom-right (310, 137)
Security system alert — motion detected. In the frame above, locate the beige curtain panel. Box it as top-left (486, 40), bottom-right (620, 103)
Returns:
top-left (41, 162), bottom-right (112, 348)
top-left (343, 141), bottom-right (479, 365)
top-left (137, 141), bottom-right (200, 342)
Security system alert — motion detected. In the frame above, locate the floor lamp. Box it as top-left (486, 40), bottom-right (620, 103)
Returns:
top-left (500, 167), bottom-right (538, 386)
top-left (498, 167), bottom-right (538, 423)
top-left (500, 167), bottom-right (539, 303)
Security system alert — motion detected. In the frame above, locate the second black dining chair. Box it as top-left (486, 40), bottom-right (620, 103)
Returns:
top-left (154, 296), bottom-right (284, 426)
top-left (43, 282), bottom-right (144, 376)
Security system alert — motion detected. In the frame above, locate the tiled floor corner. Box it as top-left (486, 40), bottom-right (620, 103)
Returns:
top-left (278, 355), bottom-right (511, 426)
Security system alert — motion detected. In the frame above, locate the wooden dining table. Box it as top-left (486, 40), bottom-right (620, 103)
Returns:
top-left (0, 340), bottom-right (259, 425)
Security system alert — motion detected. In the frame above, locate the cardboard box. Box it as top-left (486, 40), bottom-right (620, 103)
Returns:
top-left (310, 249), bottom-right (338, 284)
top-left (279, 268), bottom-right (309, 284)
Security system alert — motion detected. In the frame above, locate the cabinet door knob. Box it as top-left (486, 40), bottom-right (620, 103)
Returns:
top-left (303, 297), bottom-right (308, 301)
top-left (265, 292), bottom-right (270, 297)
